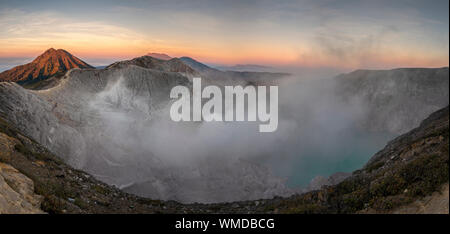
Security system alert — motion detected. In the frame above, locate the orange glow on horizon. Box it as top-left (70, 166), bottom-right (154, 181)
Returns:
top-left (0, 44), bottom-right (448, 69)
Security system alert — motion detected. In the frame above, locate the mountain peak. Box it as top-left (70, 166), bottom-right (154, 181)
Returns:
top-left (146, 52), bottom-right (172, 60)
top-left (0, 48), bottom-right (93, 83)
top-left (106, 55), bottom-right (197, 75)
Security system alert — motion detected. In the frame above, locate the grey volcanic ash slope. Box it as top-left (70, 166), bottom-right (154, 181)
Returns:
top-left (335, 67), bottom-right (449, 134)
top-left (0, 62), bottom-right (290, 203)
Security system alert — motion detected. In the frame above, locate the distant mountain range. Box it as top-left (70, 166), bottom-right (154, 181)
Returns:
top-left (0, 49), bottom-right (287, 87)
top-left (215, 64), bottom-right (274, 72)
top-left (0, 48), bottom-right (93, 83)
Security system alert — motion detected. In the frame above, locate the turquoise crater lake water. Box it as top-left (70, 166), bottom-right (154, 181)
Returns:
top-left (268, 130), bottom-right (396, 189)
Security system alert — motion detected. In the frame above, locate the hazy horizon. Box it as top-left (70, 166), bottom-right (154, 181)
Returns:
top-left (0, 50), bottom-right (448, 76)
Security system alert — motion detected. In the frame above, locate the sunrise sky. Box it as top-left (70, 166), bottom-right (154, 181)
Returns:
top-left (0, 0), bottom-right (448, 70)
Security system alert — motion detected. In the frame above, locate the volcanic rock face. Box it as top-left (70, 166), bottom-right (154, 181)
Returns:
top-left (0, 162), bottom-right (44, 214)
top-left (0, 48), bottom-right (94, 83)
top-left (0, 60), bottom-right (291, 203)
top-left (335, 67), bottom-right (449, 134)
top-left (0, 133), bottom-right (44, 214)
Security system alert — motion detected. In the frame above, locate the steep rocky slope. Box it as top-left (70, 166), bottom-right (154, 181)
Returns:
top-left (390, 183), bottom-right (448, 214)
top-left (335, 67), bottom-right (449, 134)
top-left (0, 160), bottom-right (44, 214)
top-left (0, 106), bottom-right (447, 213)
top-left (0, 48), bottom-right (93, 84)
top-left (0, 61), bottom-right (290, 203)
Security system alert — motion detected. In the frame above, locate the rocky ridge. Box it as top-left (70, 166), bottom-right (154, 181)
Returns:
top-left (335, 67), bottom-right (449, 134)
top-left (106, 56), bottom-right (197, 76)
